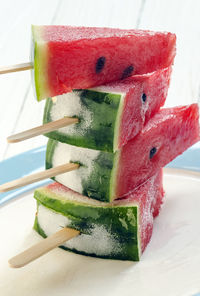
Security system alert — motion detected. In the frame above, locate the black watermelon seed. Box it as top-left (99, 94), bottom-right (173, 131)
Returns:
top-left (142, 93), bottom-right (147, 103)
top-left (96, 56), bottom-right (106, 73)
top-left (121, 65), bottom-right (134, 80)
top-left (149, 147), bottom-right (157, 159)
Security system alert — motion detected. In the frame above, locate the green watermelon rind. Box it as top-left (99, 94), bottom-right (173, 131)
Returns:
top-left (45, 138), bottom-right (57, 172)
top-left (34, 188), bottom-right (139, 239)
top-left (34, 200), bottom-right (87, 233)
top-left (46, 139), bottom-right (119, 202)
top-left (113, 93), bottom-right (125, 152)
top-left (32, 26), bottom-right (48, 101)
top-left (109, 151), bottom-right (120, 202)
top-left (34, 212), bottom-right (47, 238)
top-left (43, 90), bottom-right (124, 152)
top-left (33, 190), bottom-right (141, 261)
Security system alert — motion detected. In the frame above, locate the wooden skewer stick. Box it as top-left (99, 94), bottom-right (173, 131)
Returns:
top-left (0, 62), bottom-right (33, 74)
top-left (7, 117), bottom-right (79, 143)
top-left (9, 227), bottom-right (80, 268)
top-left (0, 163), bottom-right (79, 193)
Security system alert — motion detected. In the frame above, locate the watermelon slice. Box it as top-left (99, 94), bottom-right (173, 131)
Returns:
top-left (43, 67), bottom-right (171, 152)
top-left (46, 104), bottom-right (199, 202)
top-left (34, 170), bottom-right (164, 261)
top-left (32, 25), bottom-right (176, 101)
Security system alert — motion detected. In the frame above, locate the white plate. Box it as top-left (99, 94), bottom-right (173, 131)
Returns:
top-left (0, 169), bottom-right (200, 296)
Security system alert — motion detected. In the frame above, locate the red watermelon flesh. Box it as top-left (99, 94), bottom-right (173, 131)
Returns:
top-left (151, 170), bottom-right (165, 218)
top-left (32, 25), bottom-right (176, 101)
top-left (115, 104), bottom-right (199, 199)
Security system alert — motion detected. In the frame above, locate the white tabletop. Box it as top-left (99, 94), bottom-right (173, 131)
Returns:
top-left (0, 0), bottom-right (200, 161)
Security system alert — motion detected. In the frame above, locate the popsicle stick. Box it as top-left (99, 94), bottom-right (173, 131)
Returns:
top-left (0, 163), bottom-right (79, 193)
top-left (9, 227), bottom-right (80, 268)
top-left (0, 62), bottom-right (33, 74)
top-left (7, 117), bottom-right (79, 143)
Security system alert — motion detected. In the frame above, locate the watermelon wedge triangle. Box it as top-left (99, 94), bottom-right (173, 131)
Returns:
top-left (34, 170), bottom-right (164, 261)
top-left (115, 103), bottom-right (199, 198)
top-left (32, 25), bottom-right (176, 100)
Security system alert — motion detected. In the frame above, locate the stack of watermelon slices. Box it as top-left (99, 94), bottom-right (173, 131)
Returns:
top-left (32, 26), bottom-right (199, 261)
